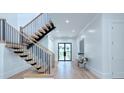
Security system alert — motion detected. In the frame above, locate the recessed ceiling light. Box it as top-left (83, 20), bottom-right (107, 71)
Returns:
top-left (65, 19), bottom-right (70, 24)
top-left (72, 30), bottom-right (75, 32)
top-left (88, 30), bottom-right (95, 33)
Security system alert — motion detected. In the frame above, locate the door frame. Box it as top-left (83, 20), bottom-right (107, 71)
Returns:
top-left (58, 43), bottom-right (72, 61)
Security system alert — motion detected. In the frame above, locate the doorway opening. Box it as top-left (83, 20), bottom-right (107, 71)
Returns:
top-left (58, 43), bottom-right (72, 61)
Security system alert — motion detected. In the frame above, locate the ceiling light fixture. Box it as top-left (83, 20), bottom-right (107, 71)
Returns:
top-left (72, 30), bottom-right (75, 32)
top-left (88, 30), bottom-right (95, 33)
top-left (65, 19), bottom-right (70, 24)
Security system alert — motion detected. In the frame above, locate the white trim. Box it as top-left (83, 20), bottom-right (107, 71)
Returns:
top-left (86, 64), bottom-right (112, 79)
top-left (112, 72), bottom-right (124, 79)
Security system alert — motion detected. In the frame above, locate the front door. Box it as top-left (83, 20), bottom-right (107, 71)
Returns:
top-left (58, 43), bottom-right (72, 61)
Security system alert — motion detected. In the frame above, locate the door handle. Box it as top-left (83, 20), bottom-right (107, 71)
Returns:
top-left (64, 52), bottom-right (66, 56)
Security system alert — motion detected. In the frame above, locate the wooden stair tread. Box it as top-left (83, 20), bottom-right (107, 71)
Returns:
top-left (46, 23), bottom-right (52, 29)
top-left (28, 61), bottom-right (36, 64)
top-left (49, 20), bottom-right (54, 27)
top-left (29, 37), bottom-right (37, 40)
top-left (44, 25), bottom-right (49, 31)
top-left (42, 26), bottom-right (49, 32)
top-left (25, 57), bottom-right (33, 60)
top-left (39, 28), bottom-right (46, 34)
top-left (6, 44), bottom-right (24, 48)
top-left (18, 53), bottom-right (28, 56)
top-left (34, 65), bottom-right (41, 68)
top-left (25, 58), bottom-right (33, 61)
top-left (31, 35), bottom-right (39, 39)
top-left (35, 31), bottom-right (43, 36)
top-left (38, 68), bottom-right (47, 73)
top-left (14, 49), bottom-right (25, 51)
top-left (14, 50), bottom-right (27, 53)
top-left (24, 40), bottom-right (32, 44)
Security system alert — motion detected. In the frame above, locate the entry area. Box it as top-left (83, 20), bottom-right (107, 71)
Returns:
top-left (58, 43), bottom-right (72, 61)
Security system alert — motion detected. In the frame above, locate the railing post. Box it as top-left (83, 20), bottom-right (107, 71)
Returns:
top-left (49, 54), bottom-right (52, 74)
top-left (20, 26), bottom-right (23, 44)
top-left (0, 19), bottom-right (6, 42)
top-left (0, 19), bottom-right (1, 41)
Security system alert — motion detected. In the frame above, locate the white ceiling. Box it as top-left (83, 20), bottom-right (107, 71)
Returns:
top-left (49, 13), bottom-right (97, 38)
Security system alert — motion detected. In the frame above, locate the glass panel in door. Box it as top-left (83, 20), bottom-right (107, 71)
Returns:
top-left (65, 44), bottom-right (72, 61)
top-left (58, 44), bottom-right (64, 60)
top-left (58, 43), bottom-right (72, 61)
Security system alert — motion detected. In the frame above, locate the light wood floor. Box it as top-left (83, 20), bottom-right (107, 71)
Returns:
top-left (54, 61), bottom-right (97, 79)
top-left (10, 61), bottom-right (98, 79)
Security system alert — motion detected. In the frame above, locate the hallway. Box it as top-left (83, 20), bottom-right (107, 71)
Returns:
top-left (54, 62), bottom-right (97, 79)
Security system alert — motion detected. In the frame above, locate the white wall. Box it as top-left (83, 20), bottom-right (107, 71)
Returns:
top-left (17, 13), bottom-right (38, 27)
top-left (0, 43), bottom-right (31, 79)
top-left (39, 35), bottom-right (49, 48)
top-left (77, 14), bottom-right (106, 78)
top-left (48, 36), bottom-right (55, 52)
top-left (0, 13), bottom-right (38, 29)
top-left (85, 14), bottom-right (104, 78)
top-left (0, 44), bottom-right (4, 78)
top-left (54, 37), bottom-right (78, 62)
top-left (0, 13), bottom-right (18, 28)
top-left (77, 13), bottom-right (124, 78)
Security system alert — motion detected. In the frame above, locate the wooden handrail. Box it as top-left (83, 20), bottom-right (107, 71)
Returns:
top-left (22, 13), bottom-right (43, 29)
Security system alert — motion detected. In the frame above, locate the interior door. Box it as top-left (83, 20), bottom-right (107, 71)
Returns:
top-left (112, 21), bottom-right (124, 78)
top-left (58, 43), bottom-right (72, 61)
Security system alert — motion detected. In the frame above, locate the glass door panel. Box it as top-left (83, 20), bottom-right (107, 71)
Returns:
top-left (65, 44), bottom-right (72, 60)
top-left (58, 43), bottom-right (72, 61)
top-left (58, 44), bottom-right (64, 61)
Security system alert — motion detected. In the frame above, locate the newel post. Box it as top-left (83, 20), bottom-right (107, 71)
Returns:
top-left (0, 19), bottom-right (6, 42)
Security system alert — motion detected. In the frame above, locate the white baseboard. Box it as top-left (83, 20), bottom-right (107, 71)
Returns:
top-left (3, 65), bottom-right (31, 79)
top-left (86, 64), bottom-right (112, 79)
top-left (112, 72), bottom-right (124, 78)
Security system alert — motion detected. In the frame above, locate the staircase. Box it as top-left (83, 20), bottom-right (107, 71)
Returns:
top-left (0, 13), bottom-right (56, 75)
top-left (20, 13), bottom-right (56, 49)
top-left (21, 20), bottom-right (55, 49)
